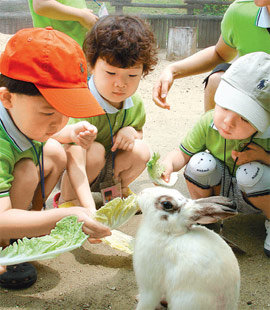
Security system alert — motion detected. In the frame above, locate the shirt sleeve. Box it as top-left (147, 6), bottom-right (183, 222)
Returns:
top-left (180, 113), bottom-right (211, 156)
top-left (0, 140), bottom-right (15, 197)
top-left (126, 93), bottom-right (146, 131)
top-left (221, 2), bottom-right (237, 48)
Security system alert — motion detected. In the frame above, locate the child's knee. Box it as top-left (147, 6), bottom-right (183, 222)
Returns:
top-left (46, 139), bottom-right (67, 172)
top-left (13, 158), bottom-right (39, 188)
top-left (184, 152), bottom-right (222, 188)
top-left (87, 142), bottom-right (106, 167)
top-left (133, 140), bottom-right (151, 163)
top-left (236, 162), bottom-right (270, 196)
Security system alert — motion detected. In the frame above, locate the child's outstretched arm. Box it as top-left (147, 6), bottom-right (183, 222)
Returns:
top-left (162, 148), bottom-right (191, 183)
top-left (112, 127), bottom-right (143, 152)
top-left (0, 196), bottom-right (110, 242)
top-left (32, 0), bottom-right (98, 29)
top-left (231, 143), bottom-right (270, 166)
top-left (52, 121), bottom-right (97, 149)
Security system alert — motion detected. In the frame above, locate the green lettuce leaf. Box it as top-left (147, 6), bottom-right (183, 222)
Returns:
top-left (147, 152), bottom-right (178, 187)
top-left (147, 152), bottom-right (164, 181)
top-left (0, 216), bottom-right (88, 266)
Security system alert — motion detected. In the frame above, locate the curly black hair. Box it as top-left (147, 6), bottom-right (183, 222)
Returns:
top-left (83, 15), bottom-right (158, 77)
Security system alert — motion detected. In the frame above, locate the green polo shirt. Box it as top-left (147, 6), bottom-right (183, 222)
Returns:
top-left (180, 110), bottom-right (270, 175)
top-left (221, 0), bottom-right (270, 56)
top-left (28, 0), bottom-right (88, 47)
top-left (68, 93), bottom-right (146, 154)
top-left (0, 102), bottom-right (42, 197)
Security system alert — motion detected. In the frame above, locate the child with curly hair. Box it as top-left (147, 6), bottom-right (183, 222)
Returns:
top-left (57, 15), bottom-right (158, 211)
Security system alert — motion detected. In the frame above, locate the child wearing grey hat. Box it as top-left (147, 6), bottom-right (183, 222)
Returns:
top-left (160, 52), bottom-right (270, 257)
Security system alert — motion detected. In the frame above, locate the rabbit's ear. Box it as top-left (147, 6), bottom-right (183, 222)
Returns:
top-left (196, 196), bottom-right (234, 208)
top-left (192, 196), bottom-right (237, 224)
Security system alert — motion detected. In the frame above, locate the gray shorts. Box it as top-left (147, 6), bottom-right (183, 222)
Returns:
top-left (184, 152), bottom-right (270, 214)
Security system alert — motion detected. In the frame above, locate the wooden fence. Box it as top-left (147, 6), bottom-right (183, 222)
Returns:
top-left (107, 0), bottom-right (231, 48)
top-left (0, 0), bottom-right (231, 49)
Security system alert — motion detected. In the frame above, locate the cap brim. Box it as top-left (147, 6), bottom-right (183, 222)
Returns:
top-left (37, 86), bottom-right (105, 118)
top-left (215, 80), bottom-right (270, 132)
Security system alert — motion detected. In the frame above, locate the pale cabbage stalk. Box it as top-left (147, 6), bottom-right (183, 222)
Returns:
top-left (102, 230), bottom-right (134, 255)
top-left (147, 152), bottom-right (178, 187)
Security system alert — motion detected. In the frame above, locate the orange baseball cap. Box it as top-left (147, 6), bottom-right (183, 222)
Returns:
top-left (0, 27), bottom-right (105, 118)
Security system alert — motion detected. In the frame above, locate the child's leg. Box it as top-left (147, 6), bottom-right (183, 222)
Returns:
top-left (186, 180), bottom-right (221, 199)
top-left (236, 162), bottom-right (270, 256)
top-left (9, 159), bottom-right (39, 210)
top-left (184, 152), bottom-right (222, 199)
top-left (9, 139), bottom-right (66, 211)
top-left (203, 63), bottom-right (231, 112)
top-left (114, 140), bottom-right (150, 197)
top-left (60, 142), bottom-right (105, 209)
top-left (204, 71), bottom-right (224, 112)
top-left (32, 138), bottom-right (67, 210)
top-left (236, 162), bottom-right (270, 215)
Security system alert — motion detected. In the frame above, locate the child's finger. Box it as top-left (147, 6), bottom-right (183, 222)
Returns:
top-left (80, 122), bottom-right (98, 134)
top-left (162, 172), bottom-right (170, 183)
top-left (111, 139), bottom-right (121, 152)
top-left (79, 130), bottom-right (96, 137)
top-left (87, 238), bottom-right (103, 244)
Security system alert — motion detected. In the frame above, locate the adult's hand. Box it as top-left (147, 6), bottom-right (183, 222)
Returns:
top-left (152, 65), bottom-right (174, 109)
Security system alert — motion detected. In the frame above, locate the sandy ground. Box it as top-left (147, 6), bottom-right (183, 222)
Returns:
top-left (1, 32), bottom-right (270, 309)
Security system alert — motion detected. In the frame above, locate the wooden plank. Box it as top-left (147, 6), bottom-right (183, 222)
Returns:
top-left (167, 26), bottom-right (197, 60)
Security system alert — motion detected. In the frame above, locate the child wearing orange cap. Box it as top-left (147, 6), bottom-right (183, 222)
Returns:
top-left (0, 27), bottom-right (111, 289)
top-left (57, 15), bottom-right (158, 210)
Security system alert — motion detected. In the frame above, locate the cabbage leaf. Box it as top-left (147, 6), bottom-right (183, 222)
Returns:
top-left (0, 195), bottom-right (139, 265)
top-left (102, 230), bottom-right (134, 255)
top-left (147, 152), bottom-right (178, 187)
top-left (0, 216), bottom-right (88, 266)
top-left (94, 194), bottom-right (139, 230)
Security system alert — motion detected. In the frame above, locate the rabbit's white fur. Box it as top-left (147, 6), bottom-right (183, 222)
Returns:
top-left (133, 187), bottom-right (240, 310)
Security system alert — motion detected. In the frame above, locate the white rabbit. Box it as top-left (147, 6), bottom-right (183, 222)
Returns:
top-left (133, 187), bottom-right (240, 310)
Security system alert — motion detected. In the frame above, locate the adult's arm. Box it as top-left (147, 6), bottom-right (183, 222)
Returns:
top-left (32, 0), bottom-right (98, 29)
top-left (152, 36), bottom-right (237, 109)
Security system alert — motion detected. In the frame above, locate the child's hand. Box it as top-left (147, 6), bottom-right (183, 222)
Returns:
top-left (71, 121), bottom-right (97, 149)
top-left (0, 265), bottom-right (6, 275)
top-left (76, 208), bottom-right (111, 243)
top-left (232, 143), bottom-right (269, 165)
top-left (112, 126), bottom-right (137, 152)
top-left (161, 160), bottom-right (174, 184)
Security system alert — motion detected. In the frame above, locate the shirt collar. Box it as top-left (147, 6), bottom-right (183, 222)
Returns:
top-left (0, 101), bottom-right (32, 152)
top-left (256, 7), bottom-right (270, 28)
top-left (88, 75), bottom-right (134, 114)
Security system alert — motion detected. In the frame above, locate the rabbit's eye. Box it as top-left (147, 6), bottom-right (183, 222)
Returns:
top-left (161, 201), bottom-right (173, 210)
